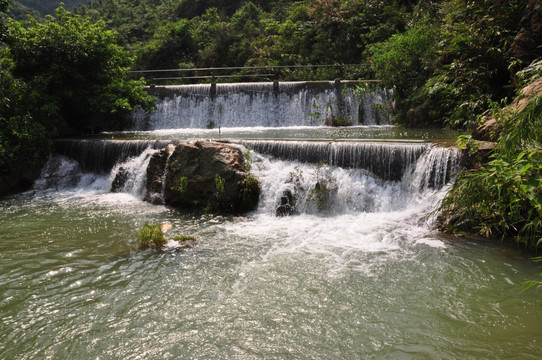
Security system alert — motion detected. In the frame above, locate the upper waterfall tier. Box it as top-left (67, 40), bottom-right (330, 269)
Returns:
top-left (132, 81), bottom-right (392, 130)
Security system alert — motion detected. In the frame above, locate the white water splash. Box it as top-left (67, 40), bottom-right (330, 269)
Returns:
top-left (109, 147), bottom-right (157, 199)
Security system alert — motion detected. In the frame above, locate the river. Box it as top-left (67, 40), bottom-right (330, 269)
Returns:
top-left (0, 83), bottom-right (541, 359)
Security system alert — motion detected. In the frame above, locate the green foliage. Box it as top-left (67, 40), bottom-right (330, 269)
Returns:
top-left (456, 134), bottom-right (479, 152)
top-left (324, 115), bottom-right (352, 127)
top-left (215, 173), bottom-right (225, 193)
top-left (366, 0), bottom-right (524, 128)
top-left (1, 4), bottom-right (155, 195)
top-left (135, 19), bottom-right (196, 70)
top-left (173, 235), bottom-right (196, 242)
top-left (11, 1), bottom-right (86, 16)
top-left (365, 20), bottom-right (439, 121)
top-left (0, 46), bottom-right (52, 195)
top-left (244, 147), bottom-right (252, 171)
top-left (521, 257), bottom-right (542, 296)
top-left (6, 6), bottom-right (155, 133)
top-left (439, 96), bottom-right (542, 248)
top-left (137, 222), bottom-right (167, 249)
top-left (516, 59), bottom-right (542, 89)
top-left (173, 176), bottom-right (188, 193)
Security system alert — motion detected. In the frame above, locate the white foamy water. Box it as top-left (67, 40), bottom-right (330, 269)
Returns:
top-left (132, 82), bottom-right (392, 130)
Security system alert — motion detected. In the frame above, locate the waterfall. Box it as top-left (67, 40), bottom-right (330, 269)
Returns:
top-left (237, 140), bottom-right (431, 182)
top-left (54, 139), bottom-right (175, 174)
top-left (132, 81), bottom-right (392, 130)
top-left (43, 138), bottom-right (459, 215)
top-left (250, 144), bottom-right (459, 216)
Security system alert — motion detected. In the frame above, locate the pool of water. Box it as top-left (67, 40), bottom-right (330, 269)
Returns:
top-left (1, 151), bottom-right (541, 359)
top-left (99, 125), bottom-right (462, 145)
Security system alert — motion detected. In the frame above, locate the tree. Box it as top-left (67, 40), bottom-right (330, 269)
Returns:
top-left (6, 5), bottom-right (154, 133)
top-left (366, 20), bottom-right (439, 123)
top-left (1, 5), bottom-right (154, 195)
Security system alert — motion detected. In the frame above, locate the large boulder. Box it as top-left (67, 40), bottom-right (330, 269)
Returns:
top-left (157, 141), bottom-right (260, 212)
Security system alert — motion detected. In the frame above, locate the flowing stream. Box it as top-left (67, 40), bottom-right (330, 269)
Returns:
top-left (1, 83), bottom-right (541, 359)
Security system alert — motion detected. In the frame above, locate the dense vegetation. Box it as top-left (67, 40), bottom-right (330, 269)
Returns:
top-left (8, 0), bottom-right (86, 18)
top-left (0, 3), bottom-right (154, 195)
top-left (71, 0), bottom-right (525, 129)
top-left (439, 62), bottom-right (542, 249)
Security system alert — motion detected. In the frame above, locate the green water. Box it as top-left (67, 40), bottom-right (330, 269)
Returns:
top-left (1, 168), bottom-right (541, 359)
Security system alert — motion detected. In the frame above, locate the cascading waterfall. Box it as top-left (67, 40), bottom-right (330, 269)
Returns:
top-left (45, 138), bottom-right (459, 215)
top-left (237, 140), bottom-right (431, 182)
top-left (54, 139), bottom-right (175, 173)
top-left (36, 146), bottom-right (157, 199)
top-left (132, 81), bottom-right (392, 130)
top-left (251, 145), bottom-right (459, 216)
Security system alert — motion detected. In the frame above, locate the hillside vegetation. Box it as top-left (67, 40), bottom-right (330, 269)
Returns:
top-left (8, 0), bottom-right (86, 18)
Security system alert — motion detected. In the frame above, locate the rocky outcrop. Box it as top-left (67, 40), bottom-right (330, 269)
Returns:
top-left (473, 76), bottom-right (542, 142)
top-left (510, 0), bottom-right (542, 62)
top-left (111, 167), bottom-right (129, 192)
top-left (146, 141), bottom-right (260, 212)
top-left (276, 188), bottom-right (297, 217)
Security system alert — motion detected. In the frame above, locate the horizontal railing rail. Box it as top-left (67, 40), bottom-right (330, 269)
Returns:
top-left (128, 64), bottom-right (372, 84)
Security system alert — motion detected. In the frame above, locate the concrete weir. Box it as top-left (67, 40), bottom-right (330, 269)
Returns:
top-left (132, 81), bottom-right (393, 130)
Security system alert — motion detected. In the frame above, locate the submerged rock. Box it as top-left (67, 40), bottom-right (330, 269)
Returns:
top-left (156, 141), bottom-right (260, 212)
top-left (276, 188), bottom-right (297, 217)
top-left (111, 167), bottom-right (128, 192)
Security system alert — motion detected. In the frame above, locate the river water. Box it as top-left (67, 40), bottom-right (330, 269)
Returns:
top-left (1, 82), bottom-right (541, 358)
top-left (1, 129), bottom-right (541, 359)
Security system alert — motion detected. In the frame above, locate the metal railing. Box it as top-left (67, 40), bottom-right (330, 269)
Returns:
top-left (128, 64), bottom-right (372, 84)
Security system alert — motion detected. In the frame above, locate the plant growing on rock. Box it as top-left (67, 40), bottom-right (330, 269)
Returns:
top-left (240, 172), bottom-right (260, 206)
top-left (137, 223), bottom-right (167, 249)
top-left (215, 174), bottom-right (226, 193)
top-left (324, 114), bottom-right (352, 127)
top-left (174, 176), bottom-right (188, 193)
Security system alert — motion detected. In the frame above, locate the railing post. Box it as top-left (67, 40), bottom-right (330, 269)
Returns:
top-left (210, 82), bottom-right (217, 99)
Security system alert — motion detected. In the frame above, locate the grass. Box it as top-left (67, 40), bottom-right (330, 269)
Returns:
top-left (137, 222), bottom-right (167, 249)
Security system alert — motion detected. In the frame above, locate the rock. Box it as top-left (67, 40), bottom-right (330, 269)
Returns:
top-left (162, 141), bottom-right (260, 212)
top-left (144, 144), bottom-right (176, 204)
top-left (111, 167), bottom-right (129, 192)
top-left (459, 141), bottom-right (497, 170)
top-left (276, 188), bottom-right (297, 216)
top-left (472, 76), bottom-right (542, 142)
top-left (509, 0), bottom-right (542, 62)
top-left (472, 117), bottom-right (500, 142)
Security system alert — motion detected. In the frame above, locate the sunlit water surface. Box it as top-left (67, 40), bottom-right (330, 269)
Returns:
top-left (1, 126), bottom-right (541, 359)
